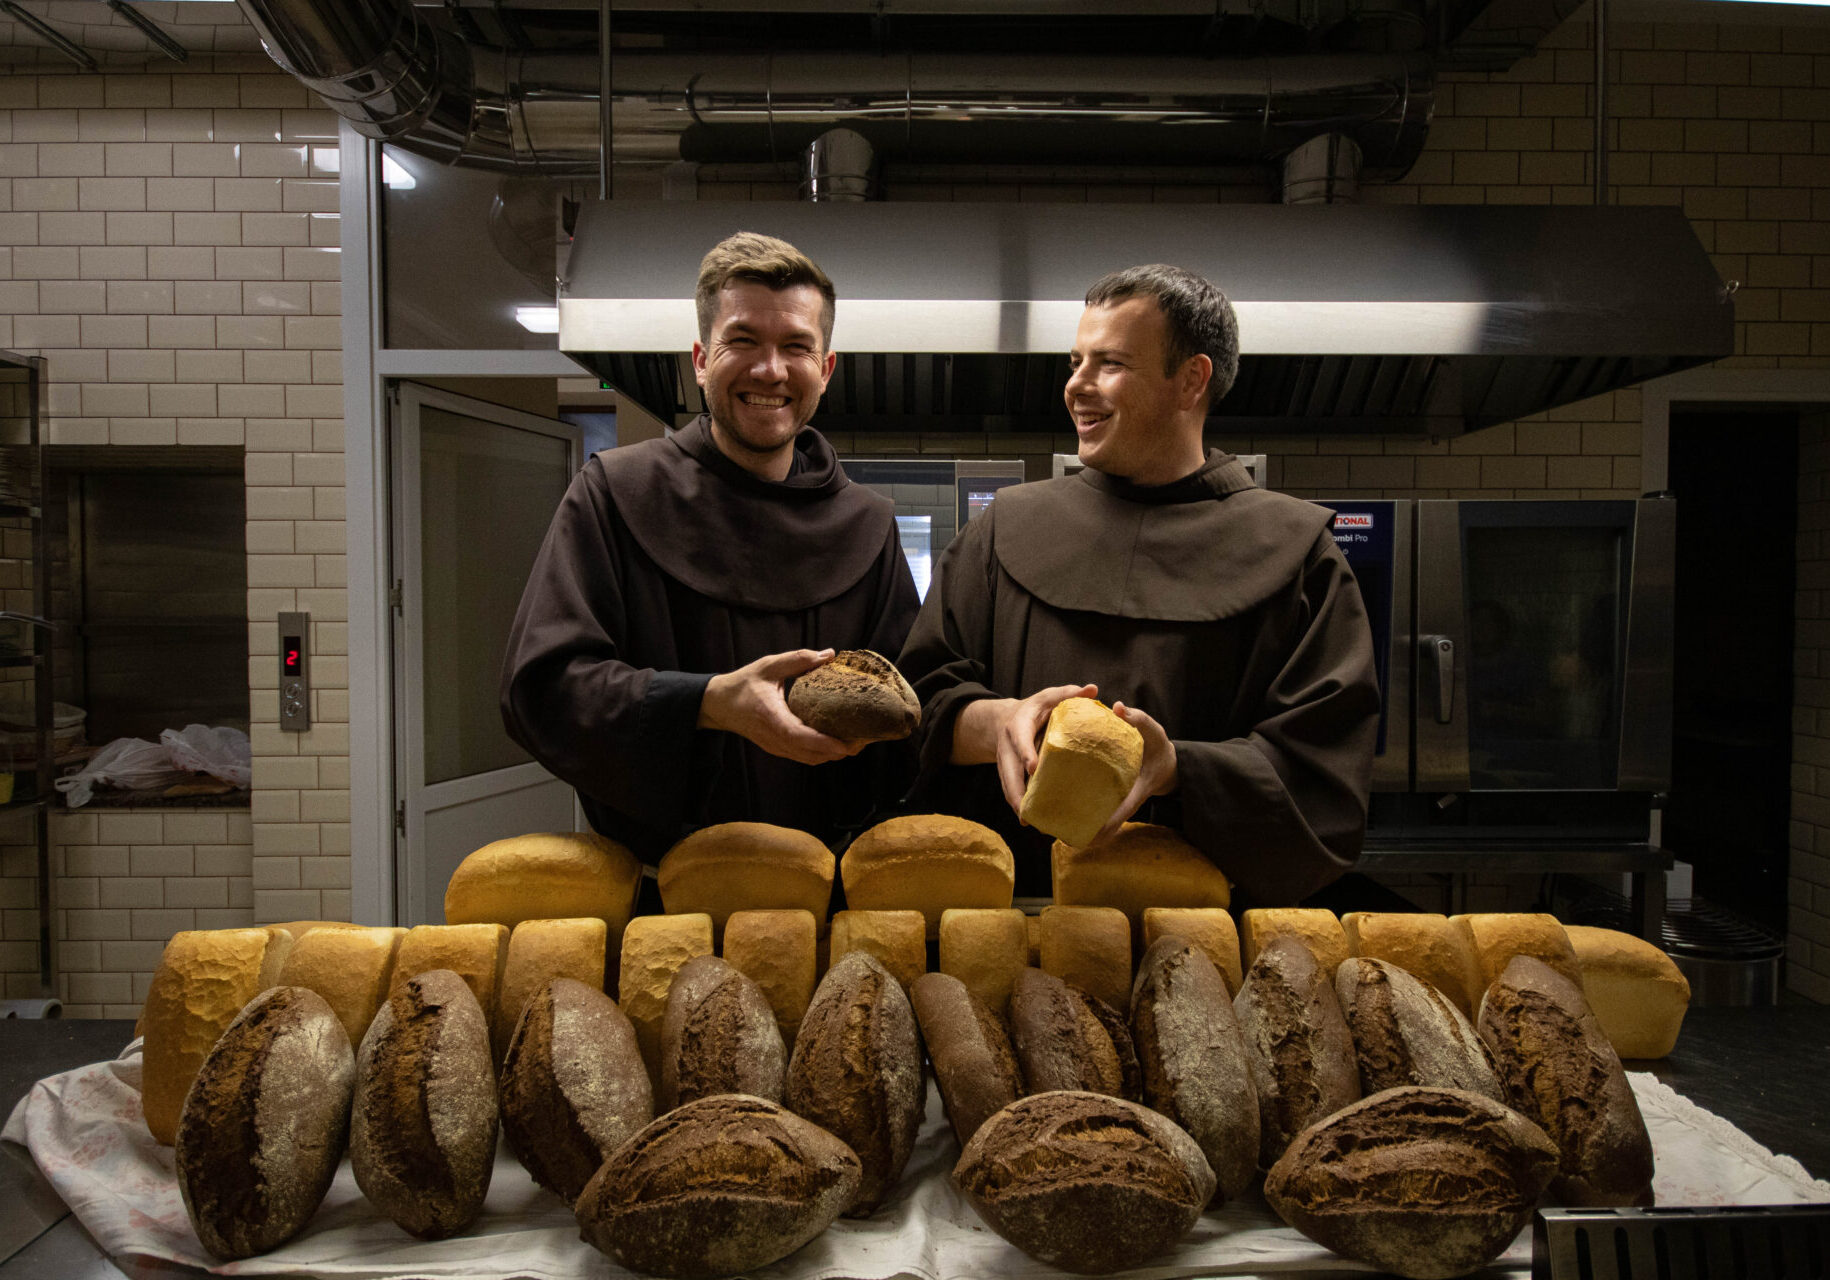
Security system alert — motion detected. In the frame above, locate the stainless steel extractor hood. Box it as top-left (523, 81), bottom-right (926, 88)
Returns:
top-left (561, 200), bottom-right (1735, 437)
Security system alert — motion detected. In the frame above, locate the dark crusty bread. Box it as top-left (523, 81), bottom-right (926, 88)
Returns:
top-left (909, 972), bottom-right (1024, 1146)
top-left (499, 976), bottom-right (653, 1206)
top-left (1008, 966), bottom-right (1131, 1099)
top-left (1233, 935), bottom-right (1361, 1169)
top-left (1130, 935), bottom-right (1260, 1202)
top-left (1476, 954), bottom-right (1655, 1206)
top-left (576, 1093), bottom-right (861, 1279)
top-left (350, 968), bottom-right (498, 1239)
top-left (785, 950), bottom-right (925, 1216)
top-left (786, 649), bottom-right (920, 743)
top-left (174, 986), bottom-right (354, 1260)
top-left (955, 1090), bottom-right (1217, 1275)
top-left (660, 954), bottom-right (786, 1109)
top-left (1336, 956), bottom-right (1502, 1100)
top-left (1264, 1086), bottom-right (1559, 1280)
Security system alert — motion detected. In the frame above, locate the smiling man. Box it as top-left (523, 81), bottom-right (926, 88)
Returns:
top-left (501, 232), bottom-right (919, 865)
top-left (897, 264), bottom-right (1380, 904)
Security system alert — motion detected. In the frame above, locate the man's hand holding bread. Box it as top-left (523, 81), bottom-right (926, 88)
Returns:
top-left (697, 649), bottom-right (863, 765)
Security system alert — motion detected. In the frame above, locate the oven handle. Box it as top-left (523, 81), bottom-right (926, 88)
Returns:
top-left (1421, 634), bottom-right (1454, 724)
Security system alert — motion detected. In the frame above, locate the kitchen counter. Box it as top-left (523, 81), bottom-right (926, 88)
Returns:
top-left (0, 1006), bottom-right (1822, 1278)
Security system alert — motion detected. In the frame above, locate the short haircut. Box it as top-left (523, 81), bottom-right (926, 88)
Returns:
top-left (695, 231), bottom-right (836, 349)
top-left (1084, 264), bottom-right (1240, 411)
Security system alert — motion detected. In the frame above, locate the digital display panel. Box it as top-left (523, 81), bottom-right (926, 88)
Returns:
top-left (283, 636), bottom-right (303, 678)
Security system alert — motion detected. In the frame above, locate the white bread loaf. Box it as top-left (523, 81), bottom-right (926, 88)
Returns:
top-left (1453, 912), bottom-right (1582, 1008)
top-left (841, 814), bottom-right (1014, 939)
top-left (828, 910), bottom-right (927, 990)
top-left (140, 927), bottom-right (294, 1145)
top-left (657, 822), bottom-right (834, 940)
top-left (390, 923), bottom-right (510, 1045)
top-left (1143, 907), bottom-right (1244, 996)
top-left (265, 919), bottom-right (363, 941)
top-left (1242, 908), bottom-right (1351, 977)
top-left (495, 917), bottom-right (609, 1062)
top-left (939, 908), bottom-right (1030, 1016)
top-left (1051, 823), bottom-right (1230, 932)
top-left (276, 925), bottom-right (405, 1050)
top-left (443, 832), bottom-right (642, 947)
top-left (1018, 698), bottom-right (1143, 849)
top-left (618, 913), bottom-right (714, 1090)
top-left (721, 909), bottom-right (819, 1049)
top-left (1038, 905), bottom-right (1131, 1011)
top-left (1342, 911), bottom-right (1479, 1017)
top-left (1564, 924), bottom-right (1691, 1059)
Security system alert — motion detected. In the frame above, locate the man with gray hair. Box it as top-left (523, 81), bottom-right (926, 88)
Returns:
top-left (898, 263), bottom-right (1379, 905)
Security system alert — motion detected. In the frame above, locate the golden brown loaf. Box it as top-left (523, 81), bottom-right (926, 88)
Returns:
top-left (1342, 911), bottom-right (1479, 1018)
top-left (1143, 908), bottom-right (1243, 996)
top-left (1454, 912), bottom-right (1584, 1008)
top-left (1018, 697), bottom-right (1143, 849)
top-left (618, 913), bottom-right (714, 1090)
top-left (388, 923), bottom-right (509, 1044)
top-left (443, 831), bottom-right (642, 941)
top-left (657, 822), bottom-right (835, 939)
top-left (276, 925), bottom-right (405, 1052)
top-left (828, 909), bottom-right (927, 990)
top-left (1241, 907), bottom-right (1352, 977)
top-left (721, 909), bottom-right (819, 1048)
top-left (1563, 924), bottom-right (1691, 1059)
top-left (938, 907), bottom-right (1030, 1015)
top-left (1038, 905), bottom-right (1132, 1011)
top-left (264, 920), bottom-right (363, 941)
top-left (140, 927), bottom-right (294, 1145)
top-left (495, 917), bottom-right (608, 1063)
top-left (840, 814), bottom-right (1015, 938)
top-left (1051, 823), bottom-right (1231, 931)
top-left (785, 649), bottom-right (920, 743)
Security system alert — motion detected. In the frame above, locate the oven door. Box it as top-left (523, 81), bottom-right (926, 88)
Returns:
top-left (1311, 499), bottom-right (1411, 792)
top-left (1414, 497), bottom-right (1673, 794)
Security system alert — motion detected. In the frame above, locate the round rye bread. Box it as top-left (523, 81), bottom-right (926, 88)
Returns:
top-left (786, 649), bottom-right (920, 743)
top-left (660, 954), bottom-right (786, 1109)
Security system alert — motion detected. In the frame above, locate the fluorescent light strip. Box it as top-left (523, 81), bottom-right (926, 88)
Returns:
top-left (516, 306), bottom-right (559, 333)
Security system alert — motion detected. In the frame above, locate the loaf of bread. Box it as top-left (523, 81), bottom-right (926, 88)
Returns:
top-left (140, 927), bottom-right (294, 1145)
top-left (1008, 966), bottom-right (1135, 1100)
top-left (351, 969), bottom-right (498, 1239)
top-left (443, 832), bottom-right (642, 944)
top-left (1454, 912), bottom-right (1583, 1005)
top-left (575, 1094), bottom-right (861, 1278)
top-left (955, 1091), bottom-right (1216, 1275)
top-left (1342, 911), bottom-right (1479, 1018)
top-left (276, 925), bottom-right (404, 1053)
top-left (721, 909), bottom-right (819, 1048)
top-left (841, 814), bottom-right (1014, 938)
top-left (785, 950), bottom-right (924, 1216)
top-left (264, 920), bottom-right (362, 941)
top-left (1130, 935), bottom-right (1260, 1202)
top-left (1025, 914), bottom-right (1041, 966)
top-left (499, 977), bottom-right (653, 1206)
top-left (389, 922), bottom-right (509, 1045)
top-left (494, 917), bottom-right (607, 1063)
top-left (661, 954), bottom-right (787, 1110)
top-left (1051, 823), bottom-right (1231, 932)
top-left (908, 972), bottom-right (1024, 1147)
top-left (939, 907), bottom-right (1030, 1015)
top-left (1265, 1086), bottom-right (1559, 1280)
top-left (1565, 924), bottom-right (1691, 1059)
top-left (1018, 697), bottom-right (1143, 849)
top-left (658, 822), bottom-right (835, 940)
top-left (1476, 955), bottom-right (1655, 1206)
top-left (1143, 907), bottom-right (1243, 996)
top-left (829, 909), bottom-right (926, 990)
top-left (1039, 905), bottom-right (1131, 1011)
top-left (174, 986), bottom-right (354, 1259)
top-left (1335, 956), bottom-right (1501, 1100)
top-left (785, 649), bottom-right (920, 743)
top-left (1242, 907), bottom-right (1352, 977)
top-left (618, 913), bottom-right (714, 1090)
top-left (1234, 935), bottom-right (1361, 1168)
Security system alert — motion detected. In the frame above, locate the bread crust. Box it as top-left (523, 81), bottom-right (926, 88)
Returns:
top-left (1008, 966), bottom-right (1130, 1100)
top-left (661, 954), bottom-right (787, 1109)
top-left (841, 815), bottom-right (1015, 937)
top-left (1018, 698), bottom-right (1143, 849)
top-left (443, 832), bottom-right (641, 933)
top-left (786, 649), bottom-right (920, 742)
top-left (1336, 956), bottom-right (1502, 1100)
top-left (909, 972), bottom-right (1024, 1147)
top-left (1051, 823), bottom-right (1231, 930)
top-left (658, 823), bottom-right (836, 938)
top-left (1233, 935), bottom-right (1361, 1168)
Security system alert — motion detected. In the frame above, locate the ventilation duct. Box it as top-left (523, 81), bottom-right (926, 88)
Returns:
top-left (1282, 134), bottom-right (1362, 205)
top-left (802, 128), bottom-right (877, 203)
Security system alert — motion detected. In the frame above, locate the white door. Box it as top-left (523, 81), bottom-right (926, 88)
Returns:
top-left (390, 382), bottom-right (583, 926)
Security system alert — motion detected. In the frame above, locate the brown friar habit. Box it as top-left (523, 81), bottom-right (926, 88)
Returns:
top-left (501, 415), bottom-right (920, 863)
top-left (898, 451), bottom-right (1379, 904)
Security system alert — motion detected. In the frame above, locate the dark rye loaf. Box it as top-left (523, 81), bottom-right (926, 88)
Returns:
top-left (350, 968), bottom-right (498, 1239)
top-left (576, 1093), bottom-right (862, 1280)
top-left (785, 949), bottom-right (924, 1216)
top-left (1477, 954), bottom-right (1656, 1206)
top-left (1233, 935), bottom-right (1361, 1168)
top-left (1335, 956), bottom-right (1502, 1100)
top-left (786, 650), bottom-right (920, 743)
top-left (660, 954), bottom-right (786, 1110)
top-left (955, 1090), bottom-right (1217, 1275)
top-left (909, 972), bottom-right (1024, 1146)
top-left (1264, 1086), bottom-right (1559, 1280)
top-left (499, 976), bottom-right (653, 1206)
top-left (1130, 935), bottom-right (1260, 1201)
top-left (1008, 966), bottom-right (1137, 1100)
top-left (174, 986), bottom-right (354, 1260)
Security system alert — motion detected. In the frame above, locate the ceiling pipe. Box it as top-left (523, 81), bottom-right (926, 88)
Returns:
top-left (1282, 133), bottom-right (1362, 205)
top-left (802, 128), bottom-right (877, 202)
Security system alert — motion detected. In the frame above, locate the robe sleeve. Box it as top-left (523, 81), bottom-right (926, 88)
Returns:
top-left (1163, 530), bottom-right (1380, 905)
top-left (896, 510), bottom-right (1004, 781)
top-left (499, 460), bottom-right (717, 850)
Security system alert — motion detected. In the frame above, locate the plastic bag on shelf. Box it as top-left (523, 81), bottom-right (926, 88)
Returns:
top-left (160, 724), bottom-right (251, 788)
top-left (54, 738), bottom-right (190, 809)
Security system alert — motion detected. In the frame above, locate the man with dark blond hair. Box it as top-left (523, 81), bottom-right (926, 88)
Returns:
top-left (503, 231), bottom-right (919, 864)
